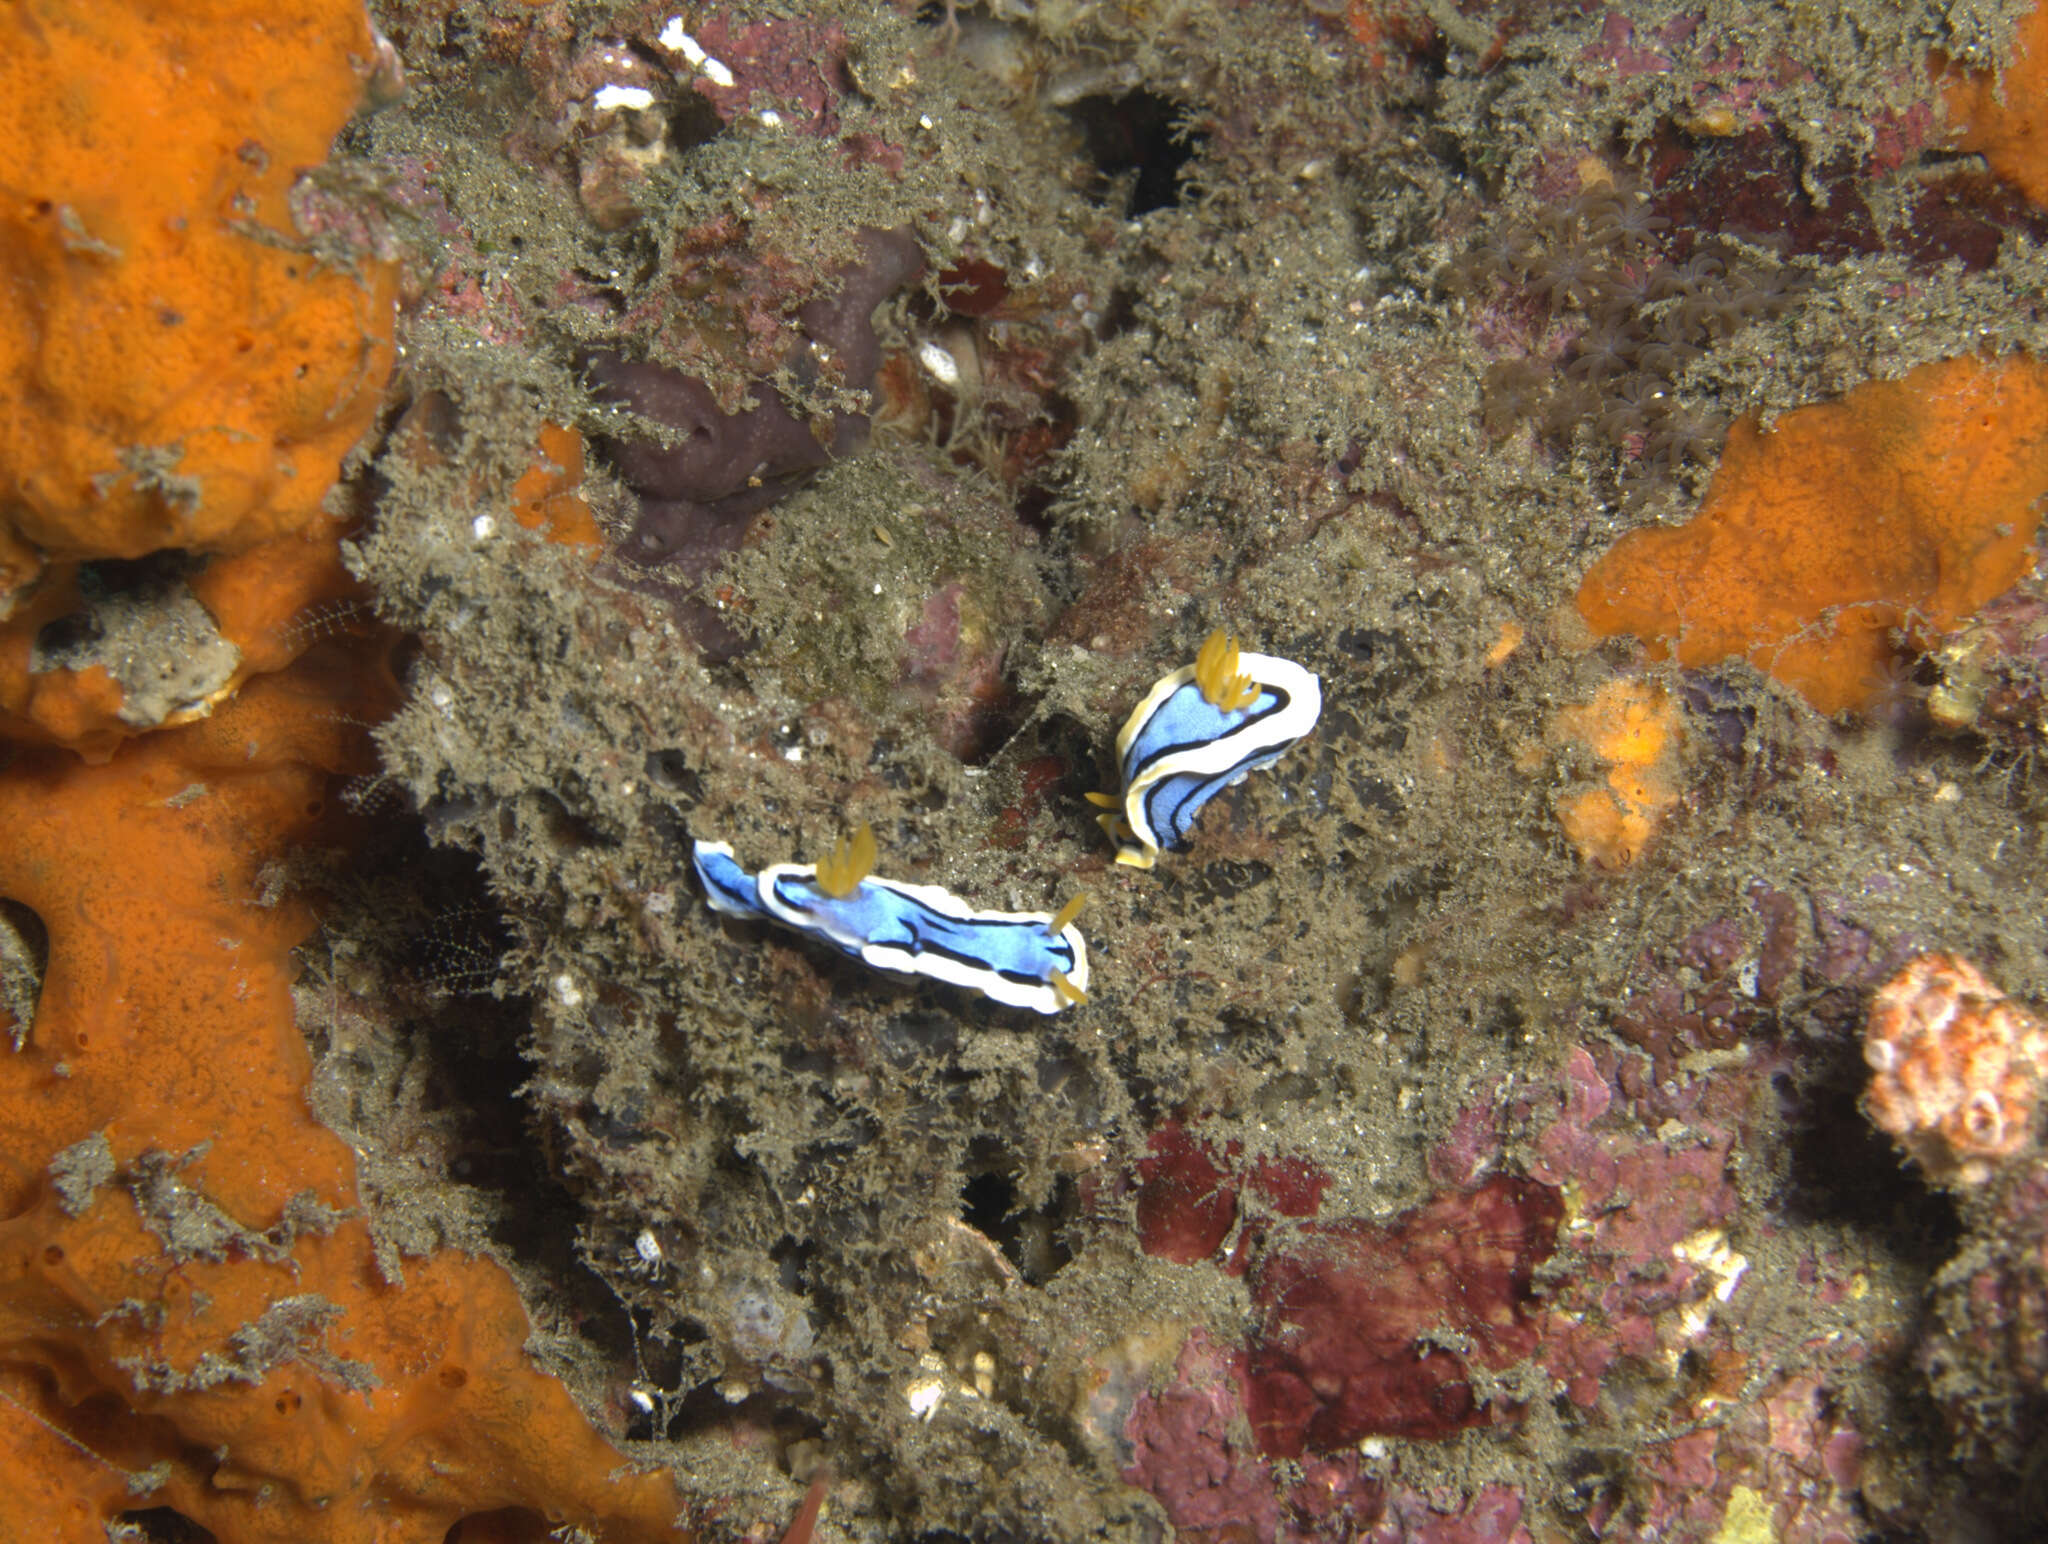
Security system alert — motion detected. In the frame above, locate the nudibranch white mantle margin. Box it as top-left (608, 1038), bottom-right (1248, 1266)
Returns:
top-left (691, 830), bottom-right (1090, 1015)
top-left (1090, 629), bottom-right (1323, 869)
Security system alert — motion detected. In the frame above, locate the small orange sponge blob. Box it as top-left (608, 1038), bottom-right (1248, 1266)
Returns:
top-left (1549, 679), bottom-right (1684, 868)
top-left (511, 423), bottom-right (604, 548)
top-left (1937, 0), bottom-right (2048, 209)
top-left (0, 527), bottom-right (371, 758)
top-left (0, 0), bottom-right (399, 595)
top-left (1576, 355), bottom-right (2048, 716)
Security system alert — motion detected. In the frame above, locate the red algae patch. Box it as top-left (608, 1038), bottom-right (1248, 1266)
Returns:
top-left (1241, 1175), bottom-right (1562, 1455)
top-left (1575, 355), bottom-right (2048, 716)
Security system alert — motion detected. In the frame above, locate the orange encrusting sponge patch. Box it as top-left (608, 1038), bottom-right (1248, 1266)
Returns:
top-left (0, 658), bottom-right (691, 1542)
top-left (0, 527), bottom-right (370, 758)
top-left (512, 423), bottom-right (604, 548)
top-left (1937, 0), bottom-right (2048, 209)
top-left (1549, 679), bottom-right (1684, 868)
top-left (1575, 355), bottom-right (2048, 716)
top-left (0, 0), bottom-right (399, 595)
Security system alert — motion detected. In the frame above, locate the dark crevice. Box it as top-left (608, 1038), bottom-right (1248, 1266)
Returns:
top-left (1059, 90), bottom-right (1205, 217)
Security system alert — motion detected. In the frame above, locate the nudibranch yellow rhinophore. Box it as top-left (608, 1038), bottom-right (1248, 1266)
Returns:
top-left (692, 827), bottom-right (1090, 1014)
top-left (1089, 629), bottom-right (1323, 869)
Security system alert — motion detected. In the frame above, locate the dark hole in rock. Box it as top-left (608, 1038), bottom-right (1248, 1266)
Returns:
top-left (442, 1506), bottom-right (551, 1543)
top-left (961, 1164), bottom-right (1076, 1284)
top-left (1201, 858), bottom-right (1274, 900)
top-left (1773, 1041), bottom-right (1961, 1267)
top-left (434, 14), bottom-right (470, 61)
top-left (399, 898), bottom-right (512, 1000)
top-left (881, 1010), bottom-right (959, 1066)
top-left (1061, 89), bottom-right (1205, 218)
top-left (111, 1509), bottom-right (216, 1544)
top-left (772, 1233), bottom-right (816, 1293)
top-left (33, 607), bottom-right (103, 657)
top-left (960, 1168), bottom-right (1011, 1237)
top-left (642, 748), bottom-right (700, 796)
top-left (640, 800), bottom-right (693, 855)
top-left (666, 87), bottom-right (725, 153)
top-left (1094, 283), bottom-right (1141, 340)
top-left (1334, 626), bottom-right (1421, 692)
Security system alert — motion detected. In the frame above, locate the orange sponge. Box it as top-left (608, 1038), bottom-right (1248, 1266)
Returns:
top-left (0, 655), bottom-right (690, 1542)
top-left (1938, 0), bottom-right (2048, 209)
top-left (0, 0), bottom-right (398, 596)
top-left (1576, 355), bottom-right (2048, 716)
top-left (0, 529), bottom-right (368, 758)
top-left (1550, 679), bottom-right (1684, 868)
top-left (511, 423), bottom-right (603, 548)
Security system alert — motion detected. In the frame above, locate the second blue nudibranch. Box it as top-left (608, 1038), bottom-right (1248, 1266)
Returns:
top-left (692, 833), bottom-right (1090, 1015)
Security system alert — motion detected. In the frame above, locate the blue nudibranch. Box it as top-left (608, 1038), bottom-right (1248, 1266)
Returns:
top-left (1090, 629), bottom-right (1322, 869)
top-left (691, 827), bottom-right (1090, 1015)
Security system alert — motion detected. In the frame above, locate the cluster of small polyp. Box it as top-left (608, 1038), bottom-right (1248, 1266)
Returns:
top-left (1451, 176), bottom-right (1804, 498)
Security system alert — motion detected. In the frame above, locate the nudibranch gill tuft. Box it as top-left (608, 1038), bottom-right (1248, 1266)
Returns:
top-left (814, 822), bottom-right (878, 898)
top-left (691, 837), bottom-right (1090, 1014)
top-left (1196, 628), bottom-right (1261, 711)
top-left (1090, 628), bottom-right (1323, 869)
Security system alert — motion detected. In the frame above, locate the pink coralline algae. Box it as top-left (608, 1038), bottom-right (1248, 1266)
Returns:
top-left (1363, 1485), bottom-right (1531, 1544)
top-left (683, 17), bottom-right (850, 139)
top-left (1578, 11), bottom-right (1685, 80)
top-left (1117, 1308), bottom-right (1554, 1544)
top-left (1122, 1329), bottom-right (1292, 1543)
top-left (1511, 949), bottom-right (1872, 1544)
top-left (1121, 1332), bottom-right (1541, 1544)
top-left (1522, 1036), bottom-right (1748, 1414)
top-left (898, 582), bottom-right (1015, 764)
top-left (1120, 958), bottom-right (1881, 1542)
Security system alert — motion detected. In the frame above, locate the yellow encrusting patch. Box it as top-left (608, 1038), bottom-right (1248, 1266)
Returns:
top-left (1195, 628), bottom-right (1259, 711)
top-left (1048, 893), bottom-right (1087, 934)
top-left (814, 822), bottom-right (877, 898)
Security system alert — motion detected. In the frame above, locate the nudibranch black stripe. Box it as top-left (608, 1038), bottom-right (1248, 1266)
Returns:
top-left (1100, 645), bottom-right (1322, 869)
top-left (690, 841), bottom-right (1090, 1014)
